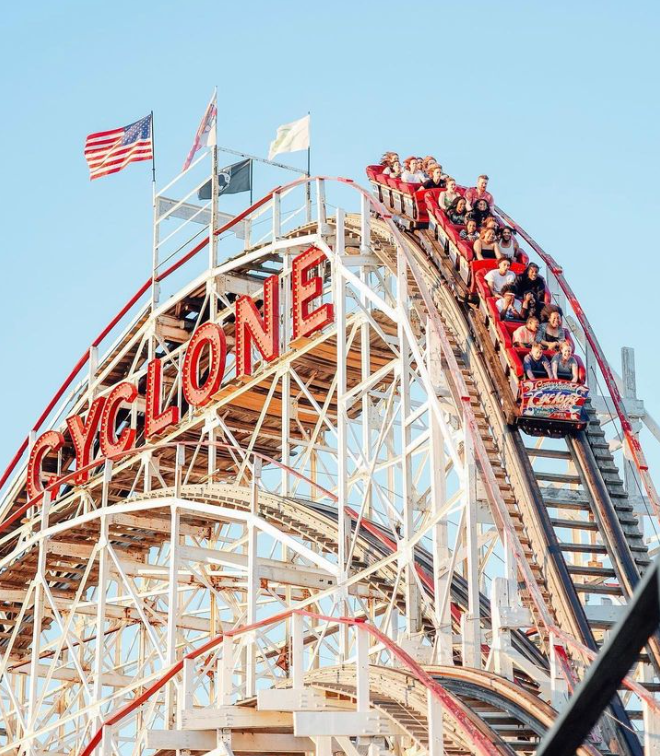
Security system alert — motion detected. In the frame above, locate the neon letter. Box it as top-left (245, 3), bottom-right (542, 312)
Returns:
top-left (27, 430), bottom-right (64, 500)
top-left (235, 275), bottom-right (280, 378)
top-left (292, 246), bottom-right (334, 340)
top-left (66, 397), bottom-right (106, 484)
top-left (145, 358), bottom-right (180, 438)
top-left (182, 323), bottom-right (227, 407)
top-left (100, 382), bottom-right (138, 458)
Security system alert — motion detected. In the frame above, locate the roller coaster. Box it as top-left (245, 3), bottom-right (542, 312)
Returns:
top-left (0, 151), bottom-right (659, 756)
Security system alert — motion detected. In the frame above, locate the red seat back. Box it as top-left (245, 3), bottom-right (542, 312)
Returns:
top-left (422, 187), bottom-right (443, 203)
top-left (414, 188), bottom-right (442, 223)
top-left (502, 321), bottom-right (519, 337)
top-left (444, 223), bottom-right (463, 248)
top-left (399, 181), bottom-right (422, 196)
top-left (366, 164), bottom-right (384, 180)
top-left (514, 348), bottom-right (586, 384)
top-left (425, 193), bottom-right (443, 219)
top-left (474, 262), bottom-right (525, 298)
top-left (457, 240), bottom-right (474, 262)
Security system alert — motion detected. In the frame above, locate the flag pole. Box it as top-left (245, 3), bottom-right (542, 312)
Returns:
top-left (150, 110), bottom-right (159, 314)
top-left (250, 159), bottom-right (253, 205)
top-left (307, 111), bottom-right (311, 177)
top-left (209, 90), bottom-right (219, 270)
top-left (209, 145), bottom-right (218, 270)
top-left (305, 111), bottom-right (311, 222)
top-left (150, 110), bottom-right (156, 185)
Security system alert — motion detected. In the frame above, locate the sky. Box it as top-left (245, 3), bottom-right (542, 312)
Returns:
top-left (0, 1), bottom-right (659, 482)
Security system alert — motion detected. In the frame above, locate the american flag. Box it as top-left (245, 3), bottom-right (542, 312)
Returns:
top-left (84, 114), bottom-right (153, 180)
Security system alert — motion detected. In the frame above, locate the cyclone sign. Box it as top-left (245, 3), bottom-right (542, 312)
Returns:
top-left (25, 246), bottom-right (334, 502)
top-left (520, 379), bottom-right (589, 423)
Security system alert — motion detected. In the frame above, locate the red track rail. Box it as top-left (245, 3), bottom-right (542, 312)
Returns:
top-left (496, 205), bottom-right (660, 521)
top-left (0, 190), bottom-right (277, 494)
top-left (79, 609), bottom-right (500, 756)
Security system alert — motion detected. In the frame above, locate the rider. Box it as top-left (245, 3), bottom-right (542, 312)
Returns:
top-left (466, 174), bottom-right (494, 210)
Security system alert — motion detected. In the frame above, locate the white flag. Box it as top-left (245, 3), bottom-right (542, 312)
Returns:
top-left (182, 89), bottom-right (217, 172)
top-left (268, 115), bottom-right (310, 161)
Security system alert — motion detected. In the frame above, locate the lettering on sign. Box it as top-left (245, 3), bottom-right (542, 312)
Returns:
top-left (520, 379), bottom-right (589, 423)
top-left (26, 247), bottom-right (333, 499)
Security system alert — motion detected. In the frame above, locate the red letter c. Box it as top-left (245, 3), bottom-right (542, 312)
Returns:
top-left (27, 430), bottom-right (64, 500)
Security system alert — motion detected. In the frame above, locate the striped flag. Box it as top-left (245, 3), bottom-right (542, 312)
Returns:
top-left (182, 90), bottom-right (217, 172)
top-left (84, 114), bottom-right (153, 180)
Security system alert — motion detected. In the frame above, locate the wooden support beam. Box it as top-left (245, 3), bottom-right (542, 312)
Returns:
top-left (179, 544), bottom-right (337, 591)
top-left (46, 598), bottom-right (211, 632)
top-left (109, 513), bottom-right (211, 538)
top-left (182, 707), bottom-right (293, 730)
top-left (147, 730), bottom-right (314, 752)
top-left (294, 712), bottom-right (400, 737)
top-left (257, 690), bottom-right (352, 712)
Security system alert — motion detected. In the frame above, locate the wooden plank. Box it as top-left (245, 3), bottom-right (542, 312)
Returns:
top-left (524, 447), bottom-right (572, 460)
top-left (178, 545), bottom-right (337, 591)
top-left (182, 707), bottom-right (293, 730)
top-left (48, 541), bottom-right (96, 560)
top-left (293, 711), bottom-right (399, 737)
top-left (147, 730), bottom-right (314, 752)
top-left (109, 513), bottom-right (211, 538)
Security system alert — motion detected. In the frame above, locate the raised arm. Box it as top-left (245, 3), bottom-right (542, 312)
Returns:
top-left (535, 324), bottom-right (551, 350)
top-left (520, 292), bottom-right (534, 320)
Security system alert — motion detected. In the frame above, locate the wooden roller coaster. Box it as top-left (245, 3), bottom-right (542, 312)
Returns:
top-left (0, 155), bottom-right (658, 756)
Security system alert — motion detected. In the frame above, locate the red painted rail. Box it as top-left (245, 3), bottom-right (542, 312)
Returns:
top-left (496, 205), bottom-right (660, 521)
top-left (79, 608), bottom-right (500, 756)
top-left (0, 189), bottom-right (279, 494)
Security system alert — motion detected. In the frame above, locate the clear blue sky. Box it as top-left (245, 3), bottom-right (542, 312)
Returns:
top-left (1, 1), bottom-right (659, 477)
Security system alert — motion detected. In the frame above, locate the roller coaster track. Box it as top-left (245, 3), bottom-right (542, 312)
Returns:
top-left (304, 664), bottom-right (598, 755)
top-left (0, 493), bottom-right (564, 756)
top-left (362, 217), bottom-right (653, 754)
top-left (0, 172), bottom-right (657, 756)
top-left (368, 216), bottom-right (652, 627)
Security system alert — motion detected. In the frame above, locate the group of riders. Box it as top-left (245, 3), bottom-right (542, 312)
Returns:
top-left (377, 152), bottom-right (581, 383)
